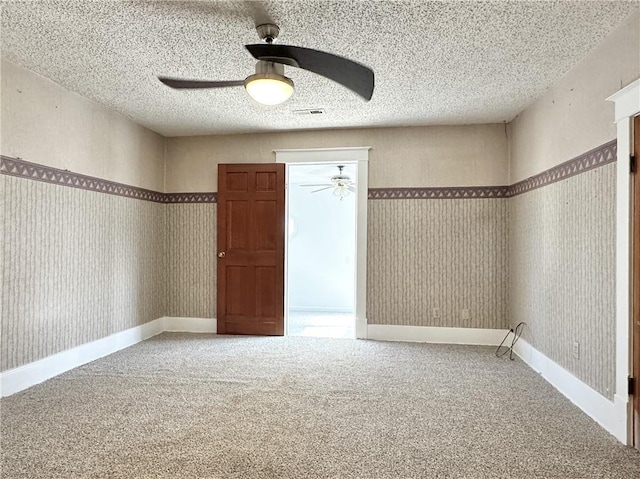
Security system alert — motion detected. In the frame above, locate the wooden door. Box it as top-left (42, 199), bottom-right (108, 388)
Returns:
top-left (633, 116), bottom-right (640, 448)
top-left (217, 163), bottom-right (285, 335)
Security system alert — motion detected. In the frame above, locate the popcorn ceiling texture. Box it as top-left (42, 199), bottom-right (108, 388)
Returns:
top-left (508, 163), bottom-right (616, 399)
top-left (1, 1), bottom-right (637, 136)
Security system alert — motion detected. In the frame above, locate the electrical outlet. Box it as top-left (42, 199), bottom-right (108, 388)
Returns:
top-left (461, 309), bottom-right (471, 321)
top-left (573, 341), bottom-right (580, 359)
top-left (432, 308), bottom-right (440, 319)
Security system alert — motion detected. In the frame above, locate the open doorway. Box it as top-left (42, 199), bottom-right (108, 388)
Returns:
top-left (275, 146), bottom-right (369, 339)
top-left (285, 163), bottom-right (357, 338)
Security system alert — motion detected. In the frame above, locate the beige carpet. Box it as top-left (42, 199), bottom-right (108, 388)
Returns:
top-left (2, 333), bottom-right (640, 478)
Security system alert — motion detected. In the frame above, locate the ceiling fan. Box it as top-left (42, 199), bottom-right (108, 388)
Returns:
top-left (300, 165), bottom-right (356, 200)
top-left (158, 23), bottom-right (374, 105)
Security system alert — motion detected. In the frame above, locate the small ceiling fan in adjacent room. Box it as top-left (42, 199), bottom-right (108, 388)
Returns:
top-left (300, 165), bottom-right (356, 200)
top-left (158, 23), bottom-right (374, 105)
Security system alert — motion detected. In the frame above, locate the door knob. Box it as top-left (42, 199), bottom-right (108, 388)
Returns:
top-left (218, 251), bottom-right (226, 258)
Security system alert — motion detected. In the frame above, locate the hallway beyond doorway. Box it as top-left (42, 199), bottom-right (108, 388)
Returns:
top-left (287, 310), bottom-right (355, 339)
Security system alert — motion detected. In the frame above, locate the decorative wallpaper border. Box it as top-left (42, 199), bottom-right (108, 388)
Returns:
top-left (164, 192), bottom-right (217, 204)
top-left (367, 140), bottom-right (616, 200)
top-left (368, 186), bottom-right (509, 199)
top-left (0, 156), bottom-right (216, 204)
top-left (1, 139), bottom-right (616, 203)
top-left (507, 140), bottom-right (617, 197)
top-left (0, 156), bottom-right (166, 202)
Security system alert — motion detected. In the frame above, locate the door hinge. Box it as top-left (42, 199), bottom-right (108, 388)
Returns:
top-left (629, 376), bottom-right (636, 395)
top-left (631, 155), bottom-right (637, 174)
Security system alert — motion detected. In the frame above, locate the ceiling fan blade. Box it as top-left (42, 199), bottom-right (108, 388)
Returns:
top-left (245, 44), bottom-right (374, 101)
top-left (348, 186), bottom-right (357, 193)
top-left (300, 183), bottom-right (333, 187)
top-left (159, 77), bottom-right (245, 89)
top-left (311, 186), bottom-right (334, 193)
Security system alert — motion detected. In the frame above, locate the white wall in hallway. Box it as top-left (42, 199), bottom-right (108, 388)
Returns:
top-left (287, 163), bottom-right (356, 312)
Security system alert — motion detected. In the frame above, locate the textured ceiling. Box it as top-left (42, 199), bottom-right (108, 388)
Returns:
top-left (1, 1), bottom-right (638, 137)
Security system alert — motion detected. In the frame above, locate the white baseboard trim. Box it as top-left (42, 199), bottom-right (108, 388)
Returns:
top-left (355, 317), bottom-right (368, 339)
top-left (366, 325), bottom-right (509, 345)
top-left (162, 316), bottom-right (217, 333)
top-left (512, 338), bottom-right (628, 443)
top-left (0, 316), bottom-right (218, 397)
top-left (0, 318), bottom-right (164, 397)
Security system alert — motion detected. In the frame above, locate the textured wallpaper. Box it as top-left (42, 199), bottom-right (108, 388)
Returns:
top-left (1, 175), bottom-right (166, 371)
top-left (508, 163), bottom-right (616, 399)
top-left (1, 144), bottom-right (617, 396)
top-left (368, 198), bottom-right (508, 329)
top-left (166, 198), bottom-right (510, 329)
top-left (165, 204), bottom-right (216, 318)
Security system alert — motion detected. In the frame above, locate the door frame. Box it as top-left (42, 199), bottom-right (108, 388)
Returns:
top-left (608, 78), bottom-right (640, 445)
top-left (633, 115), bottom-right (640, 448)
top-left (274, 147), bottom-right (370, 339)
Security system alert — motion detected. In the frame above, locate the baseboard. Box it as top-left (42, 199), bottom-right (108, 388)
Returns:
top-left (0, 317), bottom-right (219, 397)
top-left (0, 318), bottom-right (164, 397)
top-left (512, 338), bottom-right (628, 443)
top-left (355, 316), bottom-right (368, 339)
top-left (162, 316), bottom-right (217, 333)
top-left (1, 320), bottom-right (630, 443)
top-left (366, 325), bottom-right (509, 345)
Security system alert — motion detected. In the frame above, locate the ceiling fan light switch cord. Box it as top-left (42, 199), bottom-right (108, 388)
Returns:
top-left (495, 322), bottom-right (526, 360)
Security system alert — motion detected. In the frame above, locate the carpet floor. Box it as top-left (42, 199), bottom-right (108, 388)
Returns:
top-left (1, 333), bottom-right (640, 478)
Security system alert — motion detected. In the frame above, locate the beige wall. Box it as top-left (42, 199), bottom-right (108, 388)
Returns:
top-left (1, 174), bottom-right (166, 371)
top-left (508, 164), bottom-right (616, 398)
top-left (1, 60), bottom-right (165, 191)
top-left (166, 203), bottom-right (217, 318)
top-left (2, 10), bottom-right (634, 388)
top-left (165, 124), bottom-right (509, 192)
top-left (509, 10), bottom-right (640, 183)
top-left (1, 60), bottom-right (168, 371)
top-left (163, 124), bottom-right (510, 331)
top-left (506, 12), bottom-right (638, 398)
top-left (369, 198), bottom-right (507, 329)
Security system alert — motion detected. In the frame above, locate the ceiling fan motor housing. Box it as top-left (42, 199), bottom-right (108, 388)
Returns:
top-left (254, 60), bottom-right (285, 76)
top-left (256, 23), bottom-right (280, 44)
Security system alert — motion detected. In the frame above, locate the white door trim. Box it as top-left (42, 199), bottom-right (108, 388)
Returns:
top-left (275, 147), bottom-right (370, 338)
top-left (607, 77), bottom-right (640, 444)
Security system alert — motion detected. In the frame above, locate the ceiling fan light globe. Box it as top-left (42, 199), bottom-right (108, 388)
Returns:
top-left (244, 73), bottom-right (294, 105)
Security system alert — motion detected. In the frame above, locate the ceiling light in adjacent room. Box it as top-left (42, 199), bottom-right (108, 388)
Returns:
top-left (299, 165), bottom-right (356, 200)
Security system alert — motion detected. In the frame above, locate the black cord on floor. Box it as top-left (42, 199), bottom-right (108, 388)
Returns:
top-left (495, 322), bottom-right (526, 360)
